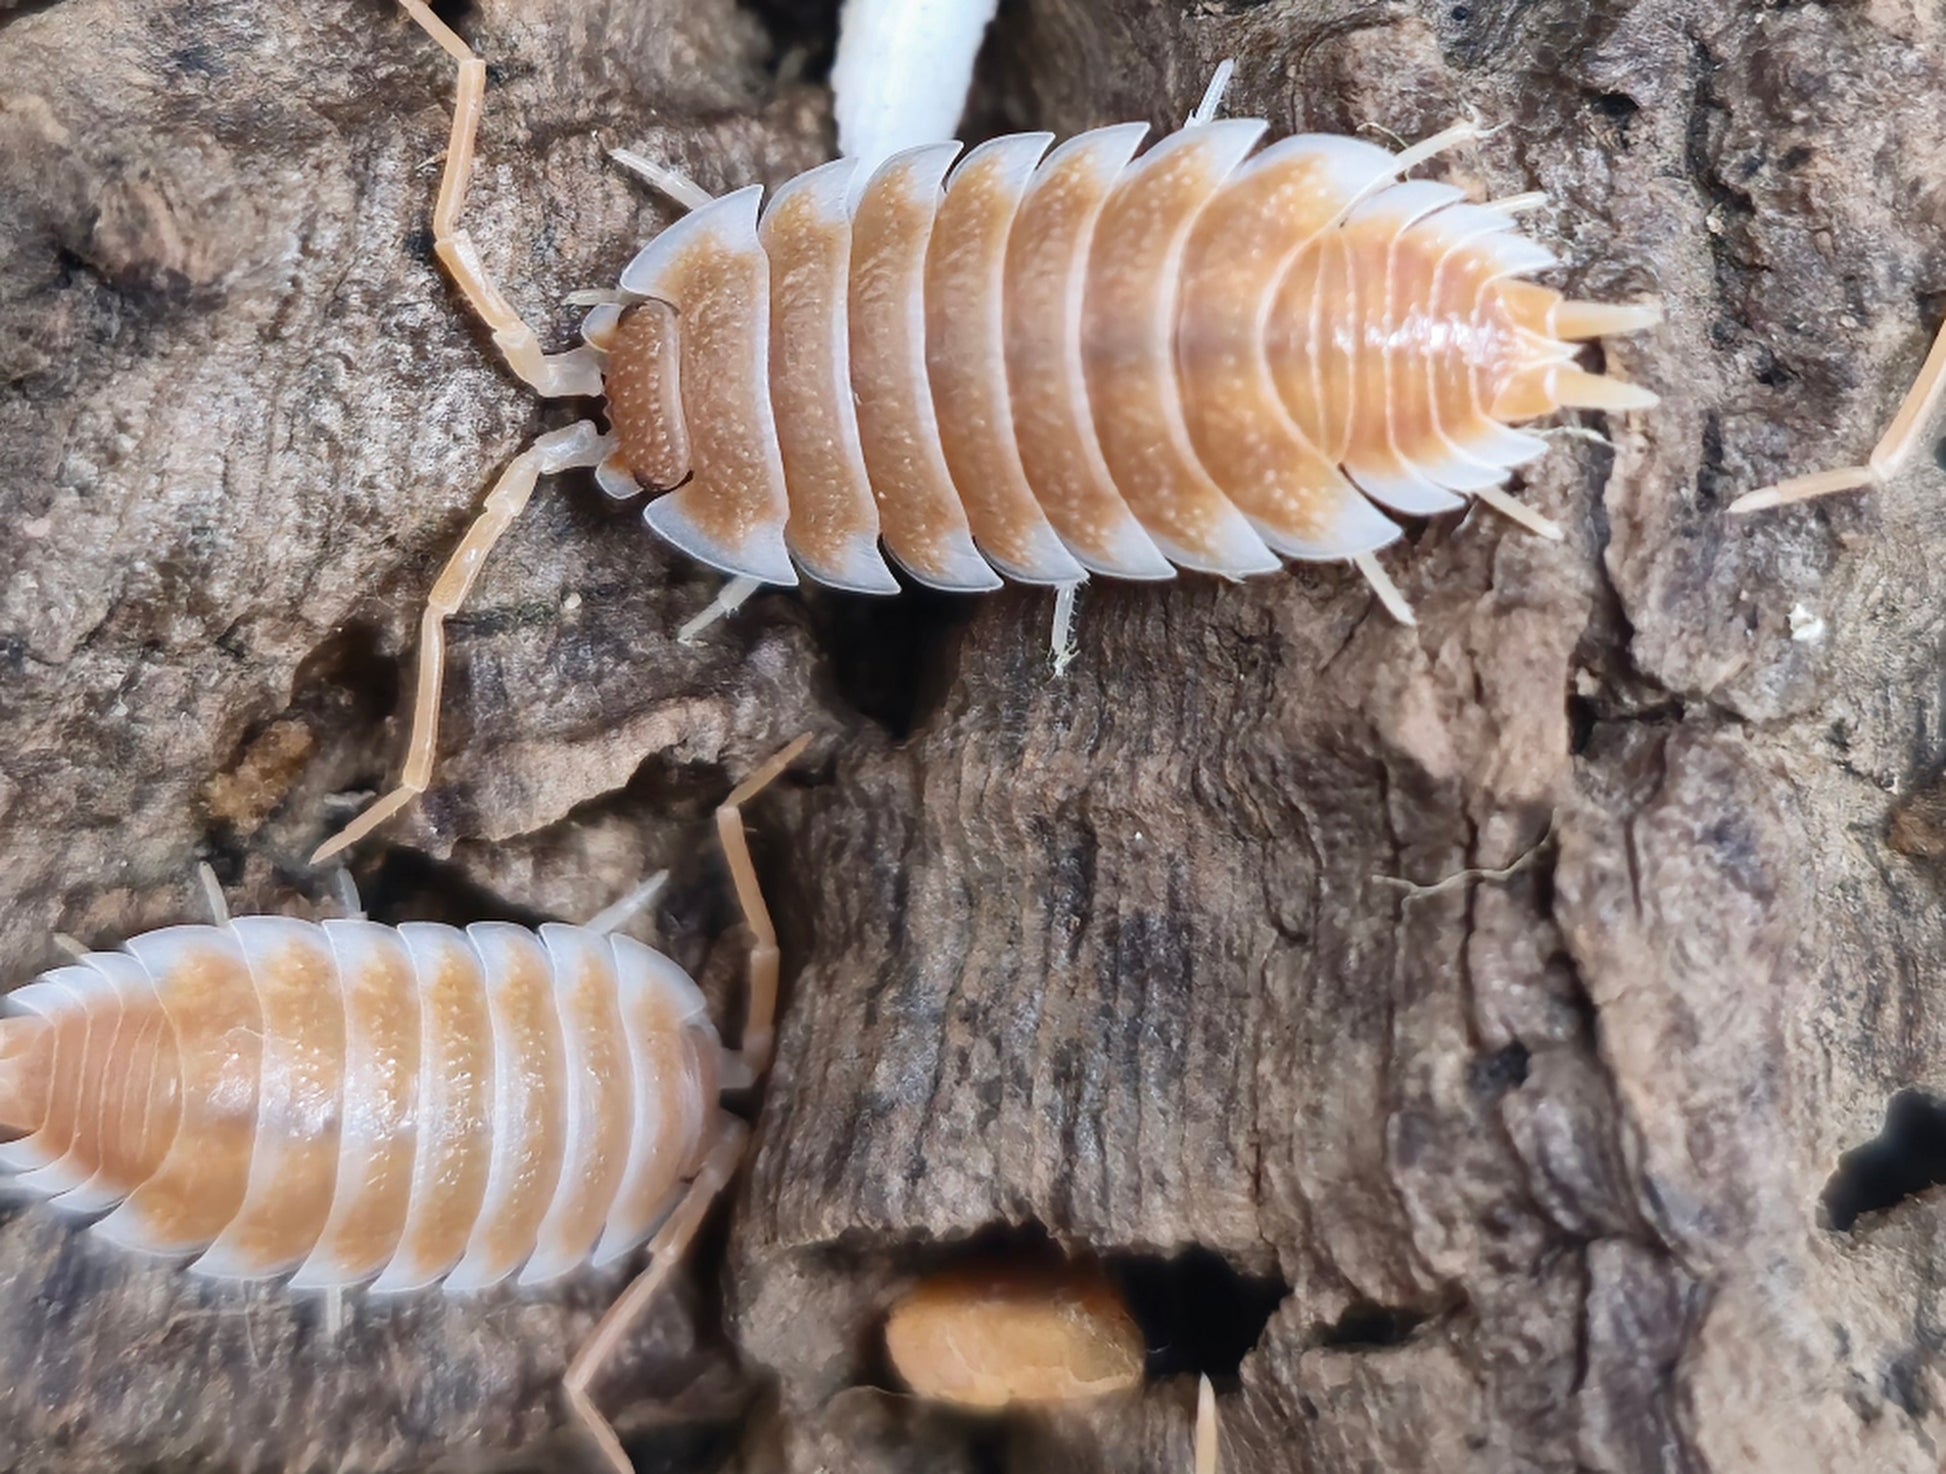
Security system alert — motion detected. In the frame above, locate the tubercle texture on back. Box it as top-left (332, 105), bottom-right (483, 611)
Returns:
top-left (594, 115), bottom-right (1657, 592)
top-left (0, 919), bottom-right (721, 1294)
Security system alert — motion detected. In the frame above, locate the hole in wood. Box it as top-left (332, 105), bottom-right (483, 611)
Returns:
top-left (866, 1223), bottom-right (1291, 1405)
top-left (1823, 1088), bottom-right (1946, 1232)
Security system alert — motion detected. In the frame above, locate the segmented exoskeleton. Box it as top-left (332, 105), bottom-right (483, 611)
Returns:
top-left (0, 739), bottom-right (806, 1474)
top-left (314, 6), bottom-right (1657, 862)
top-left (594, 115), bottom-right (1658, 598)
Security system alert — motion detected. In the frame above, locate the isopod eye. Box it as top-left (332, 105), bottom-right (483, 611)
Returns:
top-left (603, 299), bottom-right (690, 495)
top-left (883, 1257), bottom-right (1145, 1410)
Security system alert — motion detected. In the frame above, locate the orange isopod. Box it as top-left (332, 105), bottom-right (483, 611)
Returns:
top-left (316, 6), bottom-right (1658, 860)
top-left (0, 738), bottom-right (807, 1474)
top-left (883, 1258), bottom-right (1147, 1409)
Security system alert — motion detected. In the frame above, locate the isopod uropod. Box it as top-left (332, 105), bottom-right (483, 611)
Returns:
top-left (315, 4), bottom-right (1658, 861)
top-left (0, 738), bottom-right (809, 1474)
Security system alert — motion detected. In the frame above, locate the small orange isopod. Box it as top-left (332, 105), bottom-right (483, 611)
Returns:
top-left (884, 1257), bottom-right (1147, 1409)
top-left (0, 737), bottom-right (807, 1474)
top-left (883, 1256), bottom-right (1224, 1469)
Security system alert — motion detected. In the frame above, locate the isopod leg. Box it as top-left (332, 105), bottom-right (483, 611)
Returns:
top-left (563, 1115), bottom-right (750, 1474)
top-left (196, 863), bottom-right (230, 925)
top-left (311, 421), bottom-right (612, 862)
top-left (396, 1), bottom-right (603, 398)
top-left (676, 575), bottom-right (761, 645)
top-left (609, 148), bottom-right (715, 213)
top-left (716, 735), bottom-right (812, 1078)
top-left (1050, 581), bottom-right (1082, 675)
top-left (1188, 59), bottom-right (1236, 126)
top-left (584, 871), bottom-right (670, 938)
top-left (1352, 551), bottom-right (1417, 627)
top-left (1730, 317), bottom-right (1946, 513)
top-left (1389, 117), bottom-right (1486, 177)
top-left (333, 869), bottom-right (365, 920)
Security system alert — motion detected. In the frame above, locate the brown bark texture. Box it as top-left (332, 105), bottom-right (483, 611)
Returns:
top-left (3, 0), bottom-right (1945, 1470)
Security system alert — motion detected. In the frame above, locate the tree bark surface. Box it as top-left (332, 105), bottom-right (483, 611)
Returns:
top-left (2, 1), bottom-right (1944, 1471)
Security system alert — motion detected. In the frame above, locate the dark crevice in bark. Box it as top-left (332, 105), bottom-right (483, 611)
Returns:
top-left (1823, 1090), bottom-right (1946, 1233)
top-left (1314, 1298), bottom-right (1433, 1351)
top-left (806, 585), bottom-right (975, 742)
top-left (1111, 1242), bottom-right (1290, 1384)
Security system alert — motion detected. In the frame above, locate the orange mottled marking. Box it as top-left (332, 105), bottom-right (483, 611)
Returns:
top-left (1083, 130), bottom-right (1271, 570)
top-left (1377, 231), bottom-right (1449, 474)
top-left (531, 932), bottom-right (630, 1274)
top-left (213, 926), bottom-right (345, 1273)
top-left (395, 929), bottom-right (493, 1281)
top-left (121, 1003), bottom-right (182, 1199)
top-left (23, 1000), bottom-right (87, 1172)
top-left (849, 152), bottom-right (986, 584)
top-left (926, 140), bottom-right (1075, 578)
top-left (467, 928), bottom-right (566, 1281)
top-left (316, 923), bottom-right (420, 1280)
top-left (762, 177), bottom-right (883, 582)
top-left (647, 230), bottom-right (792, 567)
top-left (605, 301), bottom-right (688, 491)
top-left (1003, 127), bottom-right (1158, 575)
top-left (1426, 245), bottom-right (1512, 446)
top-left (885, 1260), bottom-right (1145, 1409)
top-left (1178, 147), bottom-right (1372, 546)
top-left (120, 933), bottom-right (263, 1250)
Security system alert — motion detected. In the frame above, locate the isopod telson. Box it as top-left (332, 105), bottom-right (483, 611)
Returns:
top-left (316, 4), bottom-right (1659, 861)
top-left (0, 737), bottom-right (808, 1474)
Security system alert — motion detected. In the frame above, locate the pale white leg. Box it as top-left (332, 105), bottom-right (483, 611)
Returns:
top-left (1486, 190), bottom-right (1548, 216)
top-left (1352, 551), bottom-right (1417, 626)
top-left (1540, 423), bottom-right (1616, 451)
top-left (197, 863), bottom-right (230, 925)
top-left (1731, 319), bottom-right (1946, 513)
top-left (714, 735), bottom-right (810, 1079)
top-left (1195, 1375), bottom-right (1220, 1474)
top-left (584, 871), bottom-right (669, 938)
top-left (563, 1117), bottom-right (749, 1474)
top-left (1473, 484), bottom-right (1564, 541)
top-left (332, 869), bottom-right (365, 920)
top-left (1189, 59), bottom-right (1236, 126)
top-left (1050, 581), bottom-right (1082, 675)
top-left (1390, 117), bottom-right (1485, 175)
top-left (608, 148), bottom-right (714, 213)
top-left (312, 421), bottom-right (612, 862)
top-left (677, 575), bottom-right (762, 646)
top-left (397, 1), bottom-right (603, 398)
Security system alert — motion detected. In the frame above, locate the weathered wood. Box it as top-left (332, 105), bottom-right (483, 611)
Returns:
top-left (3, 0), bottom-right (1946, 1470)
